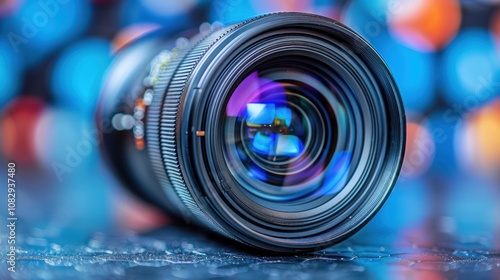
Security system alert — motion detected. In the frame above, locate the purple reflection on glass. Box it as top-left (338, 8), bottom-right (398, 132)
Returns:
top-left (226, 71), bottom-right (286, 117)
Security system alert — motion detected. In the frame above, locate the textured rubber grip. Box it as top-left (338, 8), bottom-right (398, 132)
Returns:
top-left (152, 14), bottom-right (273, 236)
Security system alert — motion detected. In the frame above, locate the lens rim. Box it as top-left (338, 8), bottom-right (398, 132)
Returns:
top-left (172, 13), bottom-right (405, 252)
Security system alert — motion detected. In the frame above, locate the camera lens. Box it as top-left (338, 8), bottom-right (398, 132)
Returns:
top-left (97, 12), bottom-right (405, 252)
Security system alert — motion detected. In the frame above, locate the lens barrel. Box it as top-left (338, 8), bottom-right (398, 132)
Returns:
top-left (97, 12), bottom-right (405, 252)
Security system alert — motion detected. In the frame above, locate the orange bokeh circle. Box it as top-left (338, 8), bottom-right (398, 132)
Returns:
top-left (389, 0), bottom-right (461, 52)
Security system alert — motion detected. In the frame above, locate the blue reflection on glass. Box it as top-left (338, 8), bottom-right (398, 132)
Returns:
top-left (246, 103), bottom-right (275, 125)
top-left (252, 133), bottom-right (304, 157)
top-left (236, 147), bottom-right (248, 161)
top-left (313, 152), bottom-right (351, 196)
top-left (275, 135), bottom-right (303, 156)
top-left (275, 107), bottom-right (292, 127)
top-left (249, 164), bottom-right (267, 181)
top-left (252, 132), bottom-right (274, 155)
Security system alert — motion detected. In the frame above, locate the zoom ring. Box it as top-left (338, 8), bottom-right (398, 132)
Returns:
top-left (158, 14), bottom-right (273, 238)
top-left (146, 39), bottom-right (203, 220)
top-left (158, 25), bottom-right (238, 236)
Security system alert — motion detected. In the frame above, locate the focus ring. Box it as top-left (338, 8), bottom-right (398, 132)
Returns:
top-left (147, 42), bottom-right (201, 220)
top-left (159, 26), bottom-right (236, 236)
top-left (159, 14), bottom-right (274, 238)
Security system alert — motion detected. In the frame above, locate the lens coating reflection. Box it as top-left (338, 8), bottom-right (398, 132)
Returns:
top-left (224, 68), bottom-right (354, 203)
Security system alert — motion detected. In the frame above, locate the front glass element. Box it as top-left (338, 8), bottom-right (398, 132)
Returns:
top-left (223, 68), bottom-right (356, 203)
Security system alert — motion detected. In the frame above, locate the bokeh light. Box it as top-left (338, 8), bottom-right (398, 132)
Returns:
top-left (440, 29), bottom-right (500, 108)
top-left (121, 0), bottom-right (197, 28)
top-left (389, 0), bottom-right (461, 52)
top-left (0, 96), bottom-right (46, 166)
top-left (114, 192), bottom-right (169, 232)
top-left (371, 32), bottom-right (436, 114)
top-left (209, 0), bottom-right (257, 24)
top-left (426, 110), bottom-right (460, 176)
top-left (0, 39), bottom-right (21, 108)
top-left (253, 0), bottom-right (314, 14)
top-left (360, 179), bottom-right (431, 242)
top-left (140, 0), bottom-right (199, 16)
top-left (394, 255), bottom-right (448, 280)
top-left (3, 0), bottom-right (91, 66)
top-left (209, 0), bottom-right (340, 30)
top-left (341, 0), bottom-right (389, 42)
top-left (456, 99), bottom-right (500, 177)
top-left (0, 0), bottom-right (20, 17)
top-left (51, 39), bottom-right (112, 116)
top-left (400, 122), bottom-right (435, 179)
top-left (210, 0), bottom-right (339, 29)
top-left (253, 0), bottom-right (340, 19)
top-left (492, 9), bottom-right (500, 53)
top-left (443, 177), bottom-right (499, 240)
top-left (34, 108), bottom-right (96, 175)
top-left (53, 169), bottom-right (113, 237)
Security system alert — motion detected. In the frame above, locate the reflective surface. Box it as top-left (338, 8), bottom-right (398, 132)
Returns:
top-left (2, 225), bottom-right (499, 280)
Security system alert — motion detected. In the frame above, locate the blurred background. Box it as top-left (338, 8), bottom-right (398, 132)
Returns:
top-left (0, 0), bottom-right (499, 262)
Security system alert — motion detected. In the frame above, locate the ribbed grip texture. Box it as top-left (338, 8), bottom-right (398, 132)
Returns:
top-left (146, 37), bottom-right (203, 221)
top-left (148, 14), bottom-right (273, 236)
top-left (158, 25), bottom-right (236, 235)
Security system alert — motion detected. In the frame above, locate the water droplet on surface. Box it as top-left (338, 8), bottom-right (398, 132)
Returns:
top-left (50, 243), bottom-right (62, 252)
top-left (12, 225), bottom-right (500, 279)
top-left (192, 250), bottom-right (206, 255)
